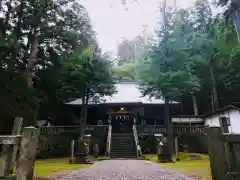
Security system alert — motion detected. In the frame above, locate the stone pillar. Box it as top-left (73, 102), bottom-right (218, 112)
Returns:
top-left (69, 140), bottom-right (75, 164)
top-left (174, 136), bottom-right (180, 161)
top-left (84, 134), bottom-right (91, 154)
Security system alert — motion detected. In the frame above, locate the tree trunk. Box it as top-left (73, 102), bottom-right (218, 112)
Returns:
top-left (11, 0), bottom-right (24, 63)
top-left (165, 97), bottom-right (173, 162)
top-left (209, 65), bottom-right (219, 111)
top-left (82, 88), bottom-right (90, 137)
top-left (26, 27), bottom-right (40, 87)
top-left (80, 92), bottom-right (86, 137)
top-left (192, 94), bottom-right (198, 116)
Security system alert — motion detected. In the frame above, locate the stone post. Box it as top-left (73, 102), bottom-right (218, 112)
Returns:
top-left (16, 127), bottom-right (40, 180)
top-left (69, 140), bottom-right (75, 164)
top-left (10, 117), bottom-right (23, 173)
top-left (0, 117), bottom-right (23, 177)
top-left (174, 136), bottom-right (180, 161)
top-left (84, 134), bottom-right (91, 154)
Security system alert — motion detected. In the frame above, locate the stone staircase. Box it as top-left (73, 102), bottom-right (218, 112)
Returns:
top-left (110, 133), bottom-right (137, 158)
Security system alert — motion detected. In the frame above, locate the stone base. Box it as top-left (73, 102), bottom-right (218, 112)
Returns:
top-left (137, 156), bottom-right (145, 160)
top-left (157, 153), bottom-right (172, 163)
top-left (74, 153), bottom-right (90, 164)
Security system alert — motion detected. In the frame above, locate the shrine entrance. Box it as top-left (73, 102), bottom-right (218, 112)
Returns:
top-left (109, 111), bottom-right (135, 133)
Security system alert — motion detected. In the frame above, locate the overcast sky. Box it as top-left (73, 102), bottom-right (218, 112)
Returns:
top-left (80, 0), bottom-right (218, 54)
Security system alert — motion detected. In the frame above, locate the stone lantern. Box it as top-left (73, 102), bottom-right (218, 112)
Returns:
top-left (74, 134), bottom-right (91, 164)
top-left (154, 133), bottom-right (169, 163)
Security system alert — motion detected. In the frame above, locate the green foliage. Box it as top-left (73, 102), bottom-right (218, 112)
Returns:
top-left (136, 4), bottom-right (201, 101)
top-left (135, 0), bottom-right (240, 112)
top-left (0, 0), bottom-right (115, 131)
top-left (113, 62), bottom-right (135, 81)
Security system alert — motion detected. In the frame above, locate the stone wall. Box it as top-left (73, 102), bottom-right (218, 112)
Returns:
top-left (37, 127), bottom-right (108, 158)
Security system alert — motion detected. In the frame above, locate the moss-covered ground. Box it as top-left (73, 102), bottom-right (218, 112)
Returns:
top-left (144, 153), bottom-right (212, 180)
top-left (34, 157), bottom-right (92, 176)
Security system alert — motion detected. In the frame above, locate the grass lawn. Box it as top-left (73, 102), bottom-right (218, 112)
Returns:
top-left (145, 153), bottom-right (212, 180)
top-left (34, 158), bottom-right (90, 176)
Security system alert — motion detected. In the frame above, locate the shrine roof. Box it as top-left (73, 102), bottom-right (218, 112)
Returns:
top-left (66, 82), bottom-right (179, 105)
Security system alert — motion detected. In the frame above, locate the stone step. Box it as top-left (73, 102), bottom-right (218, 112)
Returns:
top-left (110, 154), bottom-right (137, 158)
top-left (110, 152), bottom-right (136, 156)
top-left (110, 155), bottom-right (137, 158)
top-left (111, 139), bottom-right (134, 142)
top-left (110, 132), bottom-right (137, 159)
top-left (112, 133), bottom-right (133, 136)
top-left (111, 141), bottom-right (134, 144)
top-left (111, 136), bottom-right (133, 139)
top-left (111, 147), bottom-right (135, 150)
top-left (111, 142), bottom-right (135, 145)
top-left (111, 145), bottom-right (135, 148)
top-left (110, 152), bottom-right (136, 154)
top-left (111, 145), bottom-right (135, 147)
top-left (112, 145), bottom-right (134, 148)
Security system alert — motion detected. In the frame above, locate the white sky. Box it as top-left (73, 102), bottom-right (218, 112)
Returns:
top-left (80, 0), bottom-right (218, 54)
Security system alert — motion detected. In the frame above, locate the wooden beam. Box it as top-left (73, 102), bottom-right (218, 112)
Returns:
top-left (0, 136), bottom-right (21, 145)
top-left (220, 134), bottom-right (240, 143)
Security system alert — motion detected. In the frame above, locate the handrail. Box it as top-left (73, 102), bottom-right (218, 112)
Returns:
top-left (105, 125), bottom-right (112, 157)
top-left (133, 124), bottom-right (142, 157)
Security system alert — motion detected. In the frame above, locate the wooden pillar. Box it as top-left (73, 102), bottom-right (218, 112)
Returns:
top-left (17, 127), bottom-right (40, 180)
top-left (206, 127), bottom-right (230, 180)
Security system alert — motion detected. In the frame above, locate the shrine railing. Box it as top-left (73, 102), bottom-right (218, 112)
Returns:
top-left (39, 125), bottom-right (205, 135)
top-left (133, 124), bottom-right (142, 157)
top-left (40, 125), bottom-right (108, 135)
top-left (136, 125), bottom-right (206, 134)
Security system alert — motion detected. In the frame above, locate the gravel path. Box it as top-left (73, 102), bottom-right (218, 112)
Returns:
top-left (54, 160), bottom-right (197, 180)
